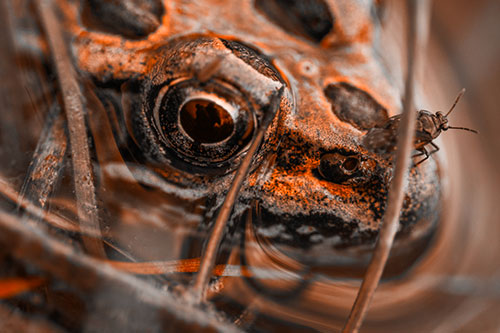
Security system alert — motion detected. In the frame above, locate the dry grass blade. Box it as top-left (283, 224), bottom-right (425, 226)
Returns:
top-left (2, 175), bottom-right (141, 263)
top-left (36, 0), bottom-right (105, 258)
top-left (0, 176), bottom-right (85, 234)
top-left (342, 0), bottom-right (431, 332)
top-left (18, 104), bottom-right (67, 211)
top-left (192, 87), bottom-right (284, 302)
top-left (0, 210), bottom-right (241, 332)
top-left (110, 258), bottom-right (202, 275)
top-left (109, 258), bottom-right (302, 280)
top-left (0, 277), bottom-right (45, 299)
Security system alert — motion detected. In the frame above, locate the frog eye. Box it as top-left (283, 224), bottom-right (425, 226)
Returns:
top-left (153, 78), bottom-right (255, 167)
top-left (123, 36), bottom-right (287, 175)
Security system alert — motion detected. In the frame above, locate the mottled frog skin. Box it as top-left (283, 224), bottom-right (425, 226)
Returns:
top-left (60, 0), bottom-right (440, 271)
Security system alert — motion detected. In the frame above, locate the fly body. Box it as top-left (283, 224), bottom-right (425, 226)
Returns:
top-left (362, 89), bottom-right (477, 165)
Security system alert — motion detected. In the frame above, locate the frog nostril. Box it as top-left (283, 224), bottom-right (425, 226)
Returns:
top-left (318, 153), bottom-right (360, 184)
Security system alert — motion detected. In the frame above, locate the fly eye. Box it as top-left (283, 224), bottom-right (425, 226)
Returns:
top-left (153, 78), bottom-right (255, 168)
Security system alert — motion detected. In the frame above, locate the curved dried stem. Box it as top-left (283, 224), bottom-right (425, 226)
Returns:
top-left (191, 88), bottom-right (284, 302)
top-left (342, 0), bottom-right (431, 332)
top-left (0, 210), bottom-right (241, 332)
top-left (1, 177), bottom-right (83, 234)
top-left (109, 258), bottom-right (304, 281)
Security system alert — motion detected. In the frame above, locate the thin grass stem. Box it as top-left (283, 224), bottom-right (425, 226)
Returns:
top-left (342, 0), bottom-right (431, 331)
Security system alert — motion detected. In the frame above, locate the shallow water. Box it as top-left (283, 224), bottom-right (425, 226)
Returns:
top-left (1, 0), bottom-right (499, 332)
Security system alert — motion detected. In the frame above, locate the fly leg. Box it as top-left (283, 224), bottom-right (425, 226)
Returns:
top-left (414, 142), bottom-right (440, 166)
top-left (412, 146), bottom-right (427, 166)
top-left (428, 141), bottom-right (440, 156)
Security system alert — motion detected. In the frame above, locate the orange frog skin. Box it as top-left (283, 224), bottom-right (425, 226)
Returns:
top-left (56, 0), bottom-right (441, 274)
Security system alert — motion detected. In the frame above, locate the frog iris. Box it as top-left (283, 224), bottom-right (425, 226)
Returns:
top-left (121, 35), bottom-right (288, 175)
top-left (153, 78), bottom-right (255, 167)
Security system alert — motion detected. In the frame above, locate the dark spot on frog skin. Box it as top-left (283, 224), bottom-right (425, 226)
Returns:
top-left (254, 0), bottom-right (334, 43)
top-left (324, 82), bottom-right (388, 130)
top-left (254, 208), bottom-right (369, 250)
top-left (81, 0), bottom-right (164, 39)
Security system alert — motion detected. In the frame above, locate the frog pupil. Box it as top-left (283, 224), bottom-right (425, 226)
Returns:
top-left (179, 99), bottom-right (234, 143)
top-left (342, 157), bottom-right (359, 172)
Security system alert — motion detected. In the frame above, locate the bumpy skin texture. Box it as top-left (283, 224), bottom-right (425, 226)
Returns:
top-left (66, 0), bottom-right (441, 261)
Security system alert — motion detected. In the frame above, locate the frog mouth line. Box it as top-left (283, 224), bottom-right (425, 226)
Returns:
top-left (246, 203), bottom-right (439, 279)
top-left (253, 205), bottom-right (379, 250)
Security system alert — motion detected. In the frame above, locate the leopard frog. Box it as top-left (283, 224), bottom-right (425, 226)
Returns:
top-left (40, 0), bottom-right (442, 275)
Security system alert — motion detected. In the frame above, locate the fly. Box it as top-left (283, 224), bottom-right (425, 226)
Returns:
top-left (362, 89), bottom-right (478, 165)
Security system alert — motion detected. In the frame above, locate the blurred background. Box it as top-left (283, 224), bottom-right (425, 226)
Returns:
top-left (0, 0), bottom-right (498, 331)
top-left (434, 0), bottom-right (500, 166)
top-left (415, 0), bottom-right (500, 330)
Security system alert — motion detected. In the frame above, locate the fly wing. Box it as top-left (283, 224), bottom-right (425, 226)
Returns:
top-left (361, 127), bottom-right (398, 156)
top-left (361, 116), bottom-right (400, 156)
